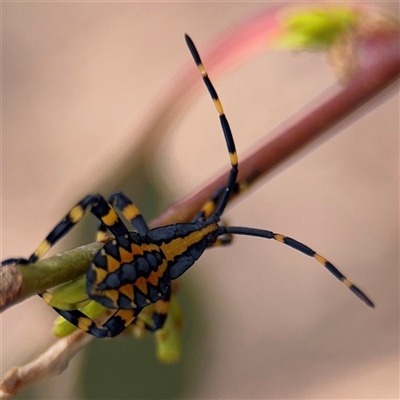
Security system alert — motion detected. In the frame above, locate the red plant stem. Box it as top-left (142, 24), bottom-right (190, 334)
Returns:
top-left (102, 6), bottom-right (284, 186)
top-left (150, 33), bottom-right (400, 227)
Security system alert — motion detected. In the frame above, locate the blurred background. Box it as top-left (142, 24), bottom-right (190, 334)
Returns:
top-left (2, 2), bottom-right (398, 399)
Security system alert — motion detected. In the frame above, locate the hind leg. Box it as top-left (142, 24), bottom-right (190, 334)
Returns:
top-left (48, 303), bottom-right (141, 338)
top-left (132, 290), bottom-right (171, 333)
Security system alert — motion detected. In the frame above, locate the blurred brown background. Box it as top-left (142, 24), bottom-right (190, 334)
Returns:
top-left (2, 2), bottom-right (398, 399)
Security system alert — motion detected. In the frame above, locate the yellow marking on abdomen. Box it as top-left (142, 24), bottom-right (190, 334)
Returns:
top-left (69, 205), bottom-right (84, 223)
top-left (106, 254), bottom-right (121, 273)
top-left (94, 289), bottom-right (119, 308)
top-left (135, 277), bottom-right (148, 295)
top-left (93, 266), bottom-right (108, 284)
top-left (119, 247), bottom-right (134, 263)
top-left (119, 284), bottom-right (135, 303)
top-left (147, 271), bottom-right (159, 286)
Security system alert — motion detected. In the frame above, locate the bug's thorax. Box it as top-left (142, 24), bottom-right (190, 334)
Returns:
top-left (159, 221), bottom-right (219, 261)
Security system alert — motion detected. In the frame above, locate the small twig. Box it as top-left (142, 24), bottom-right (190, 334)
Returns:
top-left (0, 330), bottom-right (92, 399)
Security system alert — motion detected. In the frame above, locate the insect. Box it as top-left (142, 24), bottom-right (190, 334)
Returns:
top-left (2, 34), bottom-right (374, 338)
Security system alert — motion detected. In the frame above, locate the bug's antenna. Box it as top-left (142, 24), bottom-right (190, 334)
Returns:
top-left (185, 34), bottom-right (238, 219)
top-left (220, 226), bottom-right (375, 308)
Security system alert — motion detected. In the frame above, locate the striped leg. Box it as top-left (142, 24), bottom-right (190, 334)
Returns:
top-left (49, 302), bottom-right (142, 338)
top-left (192, 183), bottom-right (245, 247)
top-left (95, 192), bottom-right (149, 241)
top-left (132, 291), bottom-right (171, 332)
top-left (1, 194), bottom-right (130, 266)
top-left (1, 194), bottom-right (138, 337)
top-left (185, 34), bottom-right (238, 219)
top-left (192, 182), bottom-right (246, 222)
top-left (192, 187), bottom-right (226, 222)
top-left (109, 192), bottom-right (149, 234)
top-left (222, 226), bottom-right (375, 307)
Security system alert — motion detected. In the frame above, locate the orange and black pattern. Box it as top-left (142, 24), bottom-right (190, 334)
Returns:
top-left (1, 35), bottom-right (374, 339)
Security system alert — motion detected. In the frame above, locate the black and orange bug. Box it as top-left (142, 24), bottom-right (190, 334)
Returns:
top-left (1, 34), bottom-right (374, 338)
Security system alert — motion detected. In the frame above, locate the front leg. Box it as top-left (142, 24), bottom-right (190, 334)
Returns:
top-left (1, 194), bottom-right (130, 266)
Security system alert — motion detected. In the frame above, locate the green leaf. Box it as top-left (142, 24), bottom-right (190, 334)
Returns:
top-left (48, 275), bottom-right (90, 310)
top-left (53, 300), bottom-right (107, 337)
top-left (277, 8), bottom-right (357, 49)
top-left (155, 296), bottom-right (183, 364)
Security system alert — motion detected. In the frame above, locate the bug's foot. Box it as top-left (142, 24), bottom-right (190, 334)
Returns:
top-left (1, 258), bottom-right (30, 267)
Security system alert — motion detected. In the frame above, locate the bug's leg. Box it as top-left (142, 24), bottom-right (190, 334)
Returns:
top-left (192, 183), bottom-right (245, 223)
top-left (185, 34), bottom-right (238, 219)
top-left (108, 192), bottom-right (149, 234)
top-left (192, 184), bottom-right (233, 226)
top-left (101, 308), bottom-right (142, 337)
top-left (95, 192), bottom-right (149, 240)
top-left (192, 187), bottom-right (226, 222)
top-left (1, 257), bottom-right (30, 266)
top-left (132, 291), bottom-right (171, 332)
top-left (1, 194), bottom-right (130, 266)
top-left (208, 223), bottom-right (233, 247)
top-left (193, 183), bottom-right (245, 247)
top-left (96, 222), bottom-right (111, 242)
top-left (47, 299), bottom-right (141, 338)
top-left (223, 226), bottom-right (375, 308)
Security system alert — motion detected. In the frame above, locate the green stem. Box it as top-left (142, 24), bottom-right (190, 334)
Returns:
top-left (1, 243), bottom-right (103, 311)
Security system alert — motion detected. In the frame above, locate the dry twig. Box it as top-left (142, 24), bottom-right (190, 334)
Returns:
top-left (0, 330), bottom-right (92, 399)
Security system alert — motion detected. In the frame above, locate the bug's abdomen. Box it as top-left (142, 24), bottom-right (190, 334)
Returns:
top-left (87, 234), bottom-right (170, 310)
